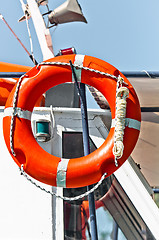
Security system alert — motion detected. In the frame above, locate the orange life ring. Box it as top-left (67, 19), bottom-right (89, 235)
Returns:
top-left (3, 54), bottom-right (141, 188)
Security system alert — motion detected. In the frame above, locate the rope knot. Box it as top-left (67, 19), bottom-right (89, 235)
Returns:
top-left (113, 141), bottom-right (124, 159)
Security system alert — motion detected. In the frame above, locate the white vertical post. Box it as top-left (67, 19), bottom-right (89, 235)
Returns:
top-left (51, 122), bottom-right (64, 240)
top-left (25, 2), bottom-right (63, 239)
top-left (27, 0), bottom-right (54, 60)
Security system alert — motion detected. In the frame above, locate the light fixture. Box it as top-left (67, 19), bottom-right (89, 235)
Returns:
top-left (57, 47), bottom-right (77, 56)
top-left (35, 119), bottom-right (51, 142)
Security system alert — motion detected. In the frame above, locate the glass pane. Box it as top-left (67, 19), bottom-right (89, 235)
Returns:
top-left (62, 131), bottom-right (96, 159)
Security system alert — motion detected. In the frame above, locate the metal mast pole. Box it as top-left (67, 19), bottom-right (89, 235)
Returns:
top-left (70, 61), bottom-right (98, 240)
top-left (27, 0), bottom-right (54, 60)
top-left (80, 83), bottom-right (98, 240)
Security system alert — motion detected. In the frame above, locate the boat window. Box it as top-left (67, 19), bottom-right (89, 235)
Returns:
top-left (62, 131), bottom-right (96, 159)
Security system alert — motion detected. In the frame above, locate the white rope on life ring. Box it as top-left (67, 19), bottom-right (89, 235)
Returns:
top-left (113, 86), bottom-right (129, 165)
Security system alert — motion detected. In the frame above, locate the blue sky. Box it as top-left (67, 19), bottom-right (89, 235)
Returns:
top-left (1, 0), bottom-right (159, 72)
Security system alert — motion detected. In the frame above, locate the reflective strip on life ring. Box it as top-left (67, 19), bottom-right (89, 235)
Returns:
top-left (111, 118), bottom-right (141, 131)
top-left (72, 54), bottom-right (85, 82)
top-left (4, 107), bottom-right (32, 121)
top-left (3, 54), bottom-right (141, 188)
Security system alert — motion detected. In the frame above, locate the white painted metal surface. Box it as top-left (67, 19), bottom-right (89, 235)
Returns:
top-left (0, 107), bottom-right (52, 240)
